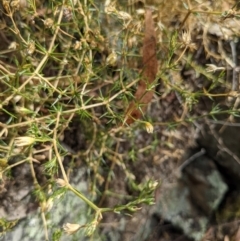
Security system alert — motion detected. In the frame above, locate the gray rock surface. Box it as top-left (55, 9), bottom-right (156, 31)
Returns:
top-left (0, 168), bottom-right (101, 241)
top-left (155, 154), bottom-right (228, 240)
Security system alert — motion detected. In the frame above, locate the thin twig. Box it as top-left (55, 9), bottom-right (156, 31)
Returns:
top-left (207, 119), bottom-right (240, 127)
top-left (230, 39), bottom-right (238, 91)
top-left (207, 120), bottom-right (240, 165)
top-left (176, 148), bottom-right (206, 177)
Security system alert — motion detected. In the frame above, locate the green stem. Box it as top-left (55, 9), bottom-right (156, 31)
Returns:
top-left (67, 185), bottom-right (100, 212)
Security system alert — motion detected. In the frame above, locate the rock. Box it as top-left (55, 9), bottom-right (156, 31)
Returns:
top-left (197, 122), bottom-right (240, 188)
top-left (155, 154), bottom-right (228, 240)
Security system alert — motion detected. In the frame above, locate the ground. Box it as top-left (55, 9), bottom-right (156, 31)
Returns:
top-left (1, 0), bottom-right (240, 241)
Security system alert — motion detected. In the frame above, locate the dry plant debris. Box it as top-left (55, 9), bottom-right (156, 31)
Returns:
top-left (124, 8), bottom-right (158, 125)
top-left (0, 0), bottom-right (240, 240)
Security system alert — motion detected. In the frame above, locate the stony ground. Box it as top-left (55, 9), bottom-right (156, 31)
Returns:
top-left (1, 1), bottom-right (240, 241)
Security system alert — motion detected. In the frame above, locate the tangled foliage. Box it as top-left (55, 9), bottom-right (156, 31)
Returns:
top-left (0, 0), bottom-right (240, 240)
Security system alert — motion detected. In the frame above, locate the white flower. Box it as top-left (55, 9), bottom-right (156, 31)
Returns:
top-left (106, 50), bottom-right (117, 66)
top-left (73, 40), bottom-right (82, 50)
top-left (13, 95), bottom-right (22, 103)
top-left (56, 178), bottom-right (67, 187)
top-left (15, 107), bottom-right (34, 114)
top-left (145, 122), bottom-right (154, 133)
top-left (136, 9), bottom-right (145, 15)
top-left (42, 198), bottom-right (54, 212)
top-left (8, 42), bottom-right (18, 50)
top-left (44, 18), bottom-right (54, 28)
top-left (104, 0), bottom-right (116, 14)
top-left (149, 180), bottom-right (158, 189)
top-left (27, 40), bottom-right (35, 55)
top-left (117, 11), bottom-right (132, 21)
top-left (63, 223), bottom-right (81, 235)
top-left (14, 136), bottom-right (35, 147)
top-left (182, 31), bottom-right (191, 46)
top-left (181, 31), bottom-right (196, 50)
top-left (206, 64), bottom-right (225, 73)
top-left (10, 0), bottom-right (20, 10)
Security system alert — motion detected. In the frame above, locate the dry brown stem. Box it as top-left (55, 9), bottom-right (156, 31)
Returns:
top-left (124, 8), bottom-right (158, 125)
